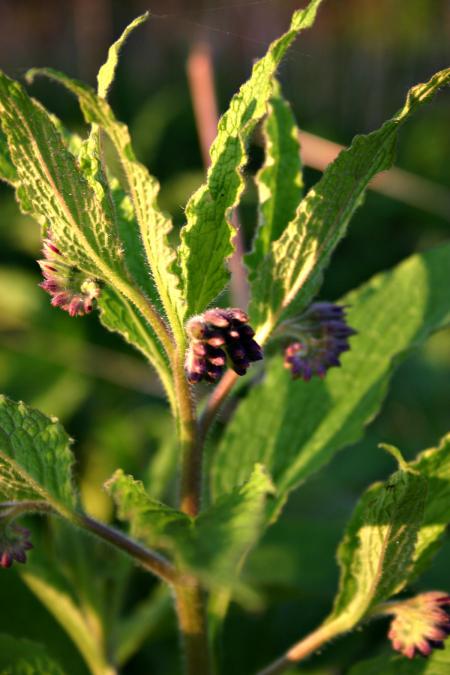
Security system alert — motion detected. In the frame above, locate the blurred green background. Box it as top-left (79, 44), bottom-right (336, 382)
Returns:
top-left (0, 1), bottom-right (449, 673)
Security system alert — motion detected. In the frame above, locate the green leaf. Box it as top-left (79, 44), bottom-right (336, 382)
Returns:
top-left (0, 128), bottom-right (17, 185)
top-left (96, 282), bottom-right (175, 411)
top-left (106, 465), bottom-right (274, 597)
top-left (0, 70), bottom-right (124, 279)
top-left (114, 585), bottom-right (172, 666)
top-left (246, 79), bottom-right (303, 276)
top-left (328, 463), bottom-right (427, 628)
top-left (22, 563), bottom-right (113, 675)
top-left (26, 65), bottom-right (186, 338)
top-left (0, 634), bottom-right (66, 675)
top-left (105, 469), bottom-right (190, 551)
top-left (97, 13), bottom-right (149, 100)
top-left (249, 67), bottom-right (450, 341)
top-left (348, 644), bottom-right (450, 675)
top-left (408, 433), bottom-right (450, 581)
top-left (0, 395), bottom-right (76, 517)
top-left (212, 243), bottom-right (450, 513)
top-left (178, 0), bottom-right (323, 317)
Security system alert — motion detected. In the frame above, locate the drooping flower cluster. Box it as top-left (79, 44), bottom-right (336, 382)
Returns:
top-left (38, 232), bottom-right (100, 317)
top-left (281, 302), bottom-right (356, 381)
top-left (0, 522), bottom-right (33, 569)
top-left (387, 592), bottom-right (450, 658)
top-left (185, 308), bottom-right (263, 383)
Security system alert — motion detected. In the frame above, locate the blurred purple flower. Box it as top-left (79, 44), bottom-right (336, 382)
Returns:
top-left (281, 302), bottom-right (356, 381)
top-left (0, 522), bottom-right (33, 569)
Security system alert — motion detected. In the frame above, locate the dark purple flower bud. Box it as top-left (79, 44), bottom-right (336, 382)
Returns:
top-left (0, 521), bottom-right (33, 570)
top-left (206, 345), bottom-right (227, 367)
top-left (227, 308), bottom-right (249, 324)
top-left (184, 307), bottom-right (263, 384)
top-left (38, 230), bottom-right (100, 317)
top-left (280, 302), bottom-right (356, 382)
top-left (386, 592), bottom-right (450, 659)
top-left (203, 309), bottom-right (230, 328)
top-left (243, 338), bottom-right (264, 362)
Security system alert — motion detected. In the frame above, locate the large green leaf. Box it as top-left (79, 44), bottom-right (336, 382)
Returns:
top-left (0, 634), bottom-right (66, 675)
top-left (106, 465), bottom-right (273, 597)
top-left (327, 457), bottom-right (427, 629)
top-left (408, 433), bottom-right (450, 581)
top-left (97, 286), bottom-right (174, 410)
top-left (0, 70), bottom-right (123, 279)
top-left (212, 243), bottom-right (450, 513)
top-left (249, 67), bottom-right (450, 341)
top-left (0, 396), bottom-right (76, 517)
top-left (27, 60), bottom-right (185, 338)
top-left (349, 644), bottom-right (450, 675)
top-left (246, 80), bottom-right (303, 276)
top-left (178, 0), bottom-right (323, 318)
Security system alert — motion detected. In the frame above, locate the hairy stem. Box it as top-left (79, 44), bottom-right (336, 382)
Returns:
top-left (199, 369), bottom-right (239, 443)
top-left (76, 513), bottom-right (179, 585)
top-left (174, 350), bottom-right (203, 518)
top-left (175, 581), bottom-right (212, 675)
top-left (172, 343), bottom-right (212, 672)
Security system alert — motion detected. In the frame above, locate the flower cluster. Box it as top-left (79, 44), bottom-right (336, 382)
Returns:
top-left (185, 308), bottom-right (263, 383)
top-left (387, 592), bottom-right (450, 658)
top-left (0, 523), bottom-right (33, 569)
top-left (281, 302), bottom-right (356, 381)
top-left (38, 232), bottom-right (100, 317)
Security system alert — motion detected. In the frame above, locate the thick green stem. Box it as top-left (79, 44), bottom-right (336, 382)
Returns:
top-left (172, 347), bottom-right (213, 673)
top-left (175, 581), bottom-right (212, 675)
top-left (174, 349), bottom-right (203, 518)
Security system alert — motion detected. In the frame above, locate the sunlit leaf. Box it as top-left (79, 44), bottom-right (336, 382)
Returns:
top-left (250, 67), bottom-right (450, 341)
top-left (178, 0), bottom-right (323, 317)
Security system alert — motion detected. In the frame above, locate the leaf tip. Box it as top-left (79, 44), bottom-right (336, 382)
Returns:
top-left (379, 443), bottom-right (410, 472)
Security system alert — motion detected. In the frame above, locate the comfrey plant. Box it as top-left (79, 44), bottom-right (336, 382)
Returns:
top-left (0, 3), bottom-right (449, 674)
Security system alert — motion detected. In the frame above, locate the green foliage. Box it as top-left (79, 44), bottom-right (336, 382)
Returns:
top-left (247, 79), bottom-right (303, 275)
top-left (328, 458), bottom-right (427, 628)
top-left (21, 522), bottom-right (132, 675)
top-left (0, 129), bottom-right (16, 185)
top-left (212, 243), bottom-right (450, 513)
top-left (107, 465), bottom-right (273, 597)
top-left (409, 433), bottom-right (450, 580)
top-left (96, 286), bottom-right (174, 408)
top-left (249, 67), bottom-right (450, 341)
top-left (178, 0), bottom-right (323, 318)
top-left (0, 396), bottom-right (76, 516)
top-left (0, 6), bottom-right (449, 675)
top-left (26, 62), bottom-right (186, 339)
top-left (96, 12), bottom-right (149, 100)
top-left (0, 71), bottom-right (123, 278)
top-left (0, 634), bottom-right (65, 675)
top-left (349, 645), bottom-right (450, 675)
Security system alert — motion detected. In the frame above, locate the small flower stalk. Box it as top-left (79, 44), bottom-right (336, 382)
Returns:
top-left (384, 592), bottom-right (450, 658)
top-left (0, 521), bottom-right (33, 569)
top-left (279, 302), bottom-right (356, 381)
top-left (38, 231), bottom-right (100, 317)
top-left (185, 308), bottom-right (263, 383)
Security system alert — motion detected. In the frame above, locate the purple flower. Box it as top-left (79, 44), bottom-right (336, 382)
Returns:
top-left (38, 231), bottom-right (100, 317)
top-left (0, 522), bottom-right (33, 569)
top-left (185, 308), bottom-right (263, 384)
top-left (386, 592), bottom-right (450, 658)
top-left (281, 302), bottom-right (356, 381)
